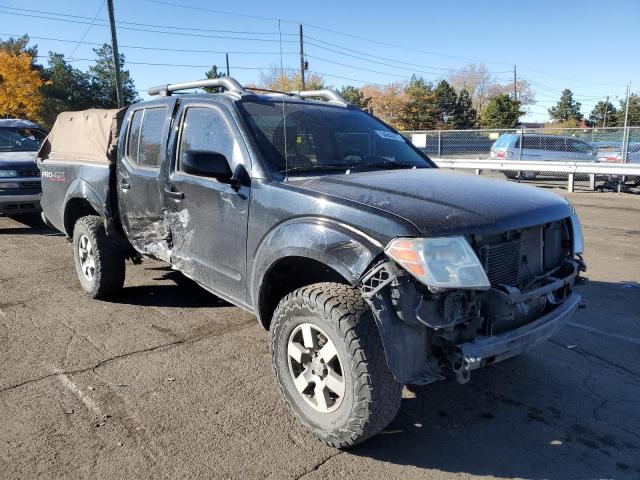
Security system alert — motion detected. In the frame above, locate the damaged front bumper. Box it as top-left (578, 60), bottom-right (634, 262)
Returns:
top-left (452, 292), bottom-right (581, 383)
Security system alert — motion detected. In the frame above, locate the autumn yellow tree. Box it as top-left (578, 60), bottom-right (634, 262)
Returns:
top-left (257, 66), bottom-right (325, 91)
top-left (0, 51), bottom-right (45, 121)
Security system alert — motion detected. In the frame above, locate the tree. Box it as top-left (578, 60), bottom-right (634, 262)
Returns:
top-left (434, 80), bottom-right (459, 129)
top-left (0, 34), bottom-right (39, 68)
top-left (89, 44), bottom-right (138, 108)
top-left (548, 89), bottom-right (582, 122)
top-left (617, 94), bottom-right (640, 127)
top-left (258, 66), bottom-right (324, 91)
top-left (360, 82), bottom-right (407, 130)
top-left (339, 86), bottom-right (370, 110)
top-left (0, 50), bottom-right (45, 121)
top-left (39, 53), bottom-right (96, 127)
top-left (478, 94), bottom-right (523, 128)
top-left (401, 77), bottom-right (437, 130)
top-left (202, 64), bottom-right (225, 93)
top-left (454, 89), bottom-right (477, 129)
top-left (448, 63), bottom-right (495, 110)
top-left (589, 100), bottom-right (618, 127)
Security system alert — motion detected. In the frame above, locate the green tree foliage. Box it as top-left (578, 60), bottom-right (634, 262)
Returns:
top-left (617, 94), bottom-right (640, 126)
top-left (478, 94), bottom-right (523, 128)
top-left (401, 76), bottom-right (438, 130)
top-left (88, 44), bottom-right (138, 108)
top-left (339, 86), bottom-right (370, 110)
top-left (454, 89), bottom-right (477, 129)
top-left (589, 100), bottom-right (618, 127)
top-left (434, 80), bottom-right (458, 128)
top-left (548, 89), bottom-right (582, 122)
top-left (39, 53), bottom-right (97, 127)
top-left (203, 64), bottom-right (225, 93)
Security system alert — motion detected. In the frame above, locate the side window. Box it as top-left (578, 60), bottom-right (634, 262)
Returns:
top-left (522, 136), bottom-right (542, 150)
top-left (138, 107), bottom-right (167, 168)
top-left (568, 139), bottom-right (592, 154)
top-left (544, 137), bottom-right (565, 151)
top-left (178, 107), bottom-right (234, 173)
top-left (127, 110), bottom-right (143, 164)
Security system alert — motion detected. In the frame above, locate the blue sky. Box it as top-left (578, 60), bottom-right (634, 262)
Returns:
top-left (1, 0), bottom-right (638, 122)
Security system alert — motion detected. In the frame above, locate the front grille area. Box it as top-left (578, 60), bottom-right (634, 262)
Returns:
top-left (17, 169), bottom-right (40, 178)
top-left (480, 239), bottom-right (522, 287)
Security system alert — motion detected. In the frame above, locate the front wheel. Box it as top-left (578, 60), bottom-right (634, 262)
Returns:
top-left (72, 215), bottom-right (125, 299)
top-left (270, 283), bottom-right (402, 448)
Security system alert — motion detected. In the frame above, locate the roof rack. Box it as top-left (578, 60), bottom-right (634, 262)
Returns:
top-left (147, 77), bottom-right (249, 97)
top-left (290, 89), bottom-right (349, 106)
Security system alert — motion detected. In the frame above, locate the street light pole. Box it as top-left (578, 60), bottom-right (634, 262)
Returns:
top-left (106, 0), bottom-right (124, 108)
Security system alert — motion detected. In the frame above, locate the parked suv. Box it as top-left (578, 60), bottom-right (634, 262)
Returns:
top-left (38, 79), bottom-right (585, 447)
top-left (490, 133), bottom-right (597, 179)
top-left (0, 119), bottom-right (46, 215)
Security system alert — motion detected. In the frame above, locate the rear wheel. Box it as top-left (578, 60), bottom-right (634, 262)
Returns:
top-left (72, 215), bottom-right (125, 298)
top-left (270, 282), bottom-right (402, 448)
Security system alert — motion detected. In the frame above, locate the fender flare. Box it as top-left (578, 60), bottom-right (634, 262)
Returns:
top-left (250, 216), bottom-right (384, 319)
top-left (62, 178), bottom-right (108, 234)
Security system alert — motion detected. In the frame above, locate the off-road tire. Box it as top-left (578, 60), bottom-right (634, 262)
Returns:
top-left (270, 282), bottom-right (403, 448)
top-left (72, 215), bottom-right (125, 299)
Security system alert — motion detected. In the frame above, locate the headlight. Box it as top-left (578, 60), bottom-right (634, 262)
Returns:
top-left (0, 169), bottom-right (18, 178)
top-left (385, 236), bottom-right (491, 290)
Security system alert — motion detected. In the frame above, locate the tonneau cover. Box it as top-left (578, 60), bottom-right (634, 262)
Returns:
top-left (38, 108), bottom-right (126, 164)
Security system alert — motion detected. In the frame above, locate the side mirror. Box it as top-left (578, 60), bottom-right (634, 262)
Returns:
top-left (182, 149), bottom-right (232, 182)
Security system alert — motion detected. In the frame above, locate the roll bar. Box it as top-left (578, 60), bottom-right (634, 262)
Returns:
top-left (290, 89), bottom-right (348, 106)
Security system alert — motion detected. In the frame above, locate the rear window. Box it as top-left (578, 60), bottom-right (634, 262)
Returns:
top-left (492, 135), bottom-right (514, 149)
top-left (567, 139), bottom-right (593, 154)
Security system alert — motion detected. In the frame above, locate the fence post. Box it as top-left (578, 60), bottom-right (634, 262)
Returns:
top-left (518, 129), bottom-right (523, 160)
top-left (437, 131), bottom-right (442, 158)
top-left (589, 174), bottom-right (596, 191)
top-left (568, 173), bottom-right (575, 193)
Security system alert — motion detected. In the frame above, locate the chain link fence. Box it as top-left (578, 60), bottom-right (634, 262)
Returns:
top-left (402, 127), bottom-right (640, 190)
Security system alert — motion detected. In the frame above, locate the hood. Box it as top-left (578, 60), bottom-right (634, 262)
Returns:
top-left (289, 169), bottom-right (572, 237)
top-left (0, 151), bottom-right (39, 165)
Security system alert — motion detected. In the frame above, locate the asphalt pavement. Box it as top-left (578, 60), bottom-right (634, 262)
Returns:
top-left (1, 190), bottom-right (639, 479)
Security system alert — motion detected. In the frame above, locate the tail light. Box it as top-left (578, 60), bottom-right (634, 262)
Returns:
top-left (601, 156), bottom-right (622, 163)
top-left (496, 151), bottom-right (506, 159)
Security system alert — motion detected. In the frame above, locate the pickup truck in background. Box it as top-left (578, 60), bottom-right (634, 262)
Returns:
top-left (0, 119), bottom-right (47, 216)
top-left (38, 78), bottom-right (586, 448)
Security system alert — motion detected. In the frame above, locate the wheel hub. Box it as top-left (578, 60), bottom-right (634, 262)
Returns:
top-left (78, 234), bottom-right (96, 281)
top-left (287, 323), bottom-right (346, 413)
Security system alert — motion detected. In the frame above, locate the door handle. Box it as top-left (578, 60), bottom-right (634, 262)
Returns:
top-left (164, 187), bottom-right (184, 200)
top-left (120, 179), bottom-right (131, 190)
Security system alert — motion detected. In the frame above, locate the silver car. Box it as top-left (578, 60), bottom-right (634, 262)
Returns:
top-left (490, 133), bottom-right (597, 179)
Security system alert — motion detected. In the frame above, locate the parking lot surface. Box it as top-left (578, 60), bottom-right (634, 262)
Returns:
top-left (1, 190), bottom-right (639, 479)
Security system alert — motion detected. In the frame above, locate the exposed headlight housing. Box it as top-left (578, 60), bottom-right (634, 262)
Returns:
top-left (385, 236), bottom-right (491, 290)
top-left (0, 169), bottom-right (18, 178)
top-left (569, 211), bottom-right (584, 255)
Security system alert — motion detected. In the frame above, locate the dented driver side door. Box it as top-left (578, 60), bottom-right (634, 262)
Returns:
top-left (163, 101), bottom-right (251, 305)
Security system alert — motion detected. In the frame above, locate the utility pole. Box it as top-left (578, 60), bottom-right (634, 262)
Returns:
top-left (299, 24), bottom-right (305, 91)
top-left (603, 95), bottom-right (609, 127)
top-left (226, 53), bottom-right (230, 77)
top-left (513, 65), bottom-right (517, 101)
top-left (106, 0), bottom-right (123, 108)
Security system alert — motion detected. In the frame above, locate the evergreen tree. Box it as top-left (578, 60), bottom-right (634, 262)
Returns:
top-left (203, 65), bottom-right (225, 93)
top-left (453, 88), bottom-right (477, 129)
top-left (478, 94), bottom-right (523, 128)
top-left (589, 100), bottom-right (618, 127)
top-left (617, 94), bottom-right (640, 127)
top-left (434, 80), bottom-right (459, 128)
top-left (339, 86), bottom-right (370, 110)
top-left (88, 44), bottom-right (138, 108)
top-left (401, 76), bottom-right (438, 130)
top-left (548, 89), bottom-right (582, 122)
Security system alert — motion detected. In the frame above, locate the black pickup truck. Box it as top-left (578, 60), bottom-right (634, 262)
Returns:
top-left (38, 78), bottom-right (586, 448)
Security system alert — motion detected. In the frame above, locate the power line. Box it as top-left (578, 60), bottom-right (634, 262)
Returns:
top-left (0, 8), bottom-right (298, 42)
top-left (68, 0), bottom-right (105, 59)
top-left (0, 32), bottom-right (297, 55)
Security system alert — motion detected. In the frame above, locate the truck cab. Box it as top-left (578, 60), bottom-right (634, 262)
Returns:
top-left (38, 78), bottom-right (586, 448)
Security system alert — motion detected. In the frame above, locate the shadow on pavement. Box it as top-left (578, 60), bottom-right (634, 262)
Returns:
top-left (0, 213), bottom-right (61, 235)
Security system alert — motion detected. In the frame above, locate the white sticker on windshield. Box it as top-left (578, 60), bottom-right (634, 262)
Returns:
top-left (375, 130), bottom-right (405, 142)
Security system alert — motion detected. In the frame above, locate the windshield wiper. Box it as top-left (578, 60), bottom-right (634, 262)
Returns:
top-left (284, 164), bottom-right (349, 174)
top-left (348, 161), bottom-right (416, 171)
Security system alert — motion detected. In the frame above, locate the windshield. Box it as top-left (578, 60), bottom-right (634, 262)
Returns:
top-left (0, 127), bottom-right (46, 153)
top-left (239, 99), bottom-right (432, 175)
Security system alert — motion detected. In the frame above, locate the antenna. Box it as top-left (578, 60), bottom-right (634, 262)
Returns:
top-left (278, 19), bottom-right (288, 181)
